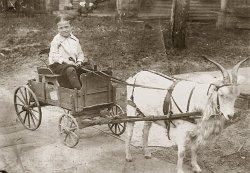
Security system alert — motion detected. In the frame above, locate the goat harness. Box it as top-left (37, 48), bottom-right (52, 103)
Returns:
top-left (207, 83), bottom-right (233, 118)
top-left (127, 71), bottom-right (197, 140)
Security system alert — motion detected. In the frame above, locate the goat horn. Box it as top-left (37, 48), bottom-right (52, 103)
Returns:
top-left (231, 57), bottom-right (250, 84)
top-left (202, 55), bottom-right (230, 83)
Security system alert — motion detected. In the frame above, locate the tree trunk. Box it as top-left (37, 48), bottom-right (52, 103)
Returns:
top-left (216, 0), bottom-right (229, 28)
top-left (221, 0), bottom-right (229, 12)
top-left (24, 0), bottom-right (34, 17)
top-left (45, 0), bottom-right (53, 13)
top-left (1, 0), bottom-right (8, 11)
top-left (170, 0), bottom-right (190, 49)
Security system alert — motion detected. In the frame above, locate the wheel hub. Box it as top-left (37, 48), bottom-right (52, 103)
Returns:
top-left (22, 105), bottom-right (30, 111)
top-left (62, 126), bottom-right (71, 134)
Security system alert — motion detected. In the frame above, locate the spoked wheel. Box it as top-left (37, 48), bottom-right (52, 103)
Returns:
top-left (59, 113), bottom-right (79, 148)
top-left (14, 85), bottom-right (42, 130)
top-left (108, 104), bottom-right (126, 136)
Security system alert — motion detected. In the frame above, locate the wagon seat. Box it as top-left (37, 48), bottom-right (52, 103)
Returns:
top-left (37, 48), bottom-right (73, 88)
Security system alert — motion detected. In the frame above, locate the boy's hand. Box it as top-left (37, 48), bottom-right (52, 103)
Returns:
top-left (82, 61), bottom-right (94, 70)
top-left (76, 61), bottom-right (82, 67)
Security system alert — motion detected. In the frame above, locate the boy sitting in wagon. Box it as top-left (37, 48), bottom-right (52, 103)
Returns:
top-left (48, 14), bottom-right (91, 89)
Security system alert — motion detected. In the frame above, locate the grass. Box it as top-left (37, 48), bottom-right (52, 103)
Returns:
top-left (0, 15), bottom-right (249, 78)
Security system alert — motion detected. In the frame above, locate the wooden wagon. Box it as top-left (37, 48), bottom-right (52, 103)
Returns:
top-left (13, 65), bottom-right (127, 147)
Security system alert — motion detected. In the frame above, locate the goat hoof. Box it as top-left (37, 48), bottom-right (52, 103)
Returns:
top-left (144, 151), bottom-right (151, 159)
top-left (193, 166), bottom-right (201, 173)
top-left (126, 155), bottom-right (133, 162)
top-left (177, 170), bottom-right (185, 173)
top-left (126, 153), bottom-right (133, 162)
top-left (126, 158), bottom-right (133, 162)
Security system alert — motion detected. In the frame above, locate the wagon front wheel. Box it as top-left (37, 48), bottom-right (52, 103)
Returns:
top-left (14, 85), bottom-right (42, 130)
top-left (59, 113), bottom-right (79, 148)
top-left (108, 104), bottom-right (126, 136)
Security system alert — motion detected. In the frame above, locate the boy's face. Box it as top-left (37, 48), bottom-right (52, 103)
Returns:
top-left (57, 20), bottom-right (72, 38)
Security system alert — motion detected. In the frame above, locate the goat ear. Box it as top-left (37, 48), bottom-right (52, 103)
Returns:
top-left (237, 75), bottom-right (246, 84)
top-left (213, 80), bottom-right (223, 88)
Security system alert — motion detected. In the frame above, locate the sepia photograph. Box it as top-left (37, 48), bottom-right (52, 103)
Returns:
top-left (0, 0), bottom-right (250, 172)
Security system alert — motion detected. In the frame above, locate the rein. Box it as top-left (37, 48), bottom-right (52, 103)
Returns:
top-left (83, 67), bottom-right (200, 116)
top-left (98, 70), bottom-right (170, 90)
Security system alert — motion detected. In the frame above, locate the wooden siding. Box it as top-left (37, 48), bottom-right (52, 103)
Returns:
top-left (138, 0), bottom-right (221, 21)
top-left (227, 0), bottom-right (250, 8)
top-left (72, 0), bottom-right (80, 9)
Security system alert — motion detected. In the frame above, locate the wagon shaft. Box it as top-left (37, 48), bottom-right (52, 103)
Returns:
top-left (78, 112), bottom-right (202, 128)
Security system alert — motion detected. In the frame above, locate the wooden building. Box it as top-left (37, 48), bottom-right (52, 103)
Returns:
top-left (217, 0), bottom-right (250, 29)
top-left (138, 0), bottom-right (221, 20)
top-left (32, 0), bottom-right (250, 25)
top-left (53, 0), bottom-right (221, 21)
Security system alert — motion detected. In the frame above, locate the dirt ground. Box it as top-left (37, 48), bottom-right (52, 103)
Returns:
top-left (0, 15), bottom-right (250, 173)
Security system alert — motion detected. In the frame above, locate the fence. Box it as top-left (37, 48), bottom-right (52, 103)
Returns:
top-left (217, 0), bottom-right (250, 29)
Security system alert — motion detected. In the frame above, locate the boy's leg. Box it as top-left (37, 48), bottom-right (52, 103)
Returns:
top-left (66, 67), bottom-right (81, 89)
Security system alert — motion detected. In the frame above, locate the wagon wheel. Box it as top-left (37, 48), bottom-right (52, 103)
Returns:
top-left (59, 113), bottom-right (79, 148)
top-left (14, 85), bottom-right (42, 130)
top-left (108, 104), bottom-right (126, 135)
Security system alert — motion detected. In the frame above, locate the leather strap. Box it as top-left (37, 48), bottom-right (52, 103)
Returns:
top-left (186, 87), bottom-right (195, 112)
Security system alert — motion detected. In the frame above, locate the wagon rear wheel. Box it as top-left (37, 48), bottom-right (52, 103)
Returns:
top-left (108, 104), bottom-right (126, 136)
top-left (59, 113), bottom-right (79, 148)
top-left (14, 85), bottom-right (42, 130)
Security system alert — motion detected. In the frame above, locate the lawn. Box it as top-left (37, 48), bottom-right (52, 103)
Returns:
top-left (1, 15), bottom-right (249, 78)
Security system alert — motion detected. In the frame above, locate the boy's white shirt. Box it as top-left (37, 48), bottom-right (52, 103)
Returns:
top-left (49, 33), bottom-right (85, 65)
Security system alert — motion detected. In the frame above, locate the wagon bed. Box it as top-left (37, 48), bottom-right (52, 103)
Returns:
top-left (28, 69), bottom-right (116, 112)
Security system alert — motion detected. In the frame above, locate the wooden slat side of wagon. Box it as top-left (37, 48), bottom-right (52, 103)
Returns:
top-left (28, 69), bottom-right (116, 113)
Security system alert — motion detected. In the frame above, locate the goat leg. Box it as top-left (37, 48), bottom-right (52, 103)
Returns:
top-left (143, 121), bottom-right (152, 159)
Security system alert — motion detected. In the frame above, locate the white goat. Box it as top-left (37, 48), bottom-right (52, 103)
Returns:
top-left (125, 57), bottom-right (249, 173)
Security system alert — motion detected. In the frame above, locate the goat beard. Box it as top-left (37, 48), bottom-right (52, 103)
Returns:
top-left (198, 94), bottom-right (226, 143)
top-left (200, 115), bottom-right (225, 142)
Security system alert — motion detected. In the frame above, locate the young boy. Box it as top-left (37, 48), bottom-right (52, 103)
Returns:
top-left (49, 14), bottom-right (88, 89)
